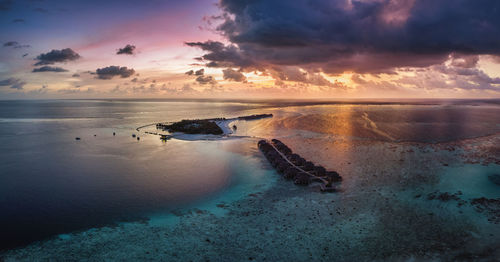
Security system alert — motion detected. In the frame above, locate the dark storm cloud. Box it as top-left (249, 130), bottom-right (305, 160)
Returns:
top-left (95, 66), bottom-right (135, 80)
top-left (35, 48), bottom-right (80, 66)
top-left (32, 66), bottom-right (68, 73)
top-left (190, 0), bottom-right (500, 74)
top-left (116, 44), bottom-right (136, 55)
top-left (222, 68), bottom-right (246, 82)
top-left (0, 78), bottom-right (25, 90)
top-left (185, 70), bottom-right (194, 75)
top-left (185, 41), bottom-right (254, 68)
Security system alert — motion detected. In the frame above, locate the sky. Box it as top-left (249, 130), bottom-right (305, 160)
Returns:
top-left (1, 0), bottom-right (500, 99)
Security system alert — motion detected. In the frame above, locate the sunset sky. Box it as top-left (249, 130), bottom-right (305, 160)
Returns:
top-left (1, 0), bottom-right (500, 99)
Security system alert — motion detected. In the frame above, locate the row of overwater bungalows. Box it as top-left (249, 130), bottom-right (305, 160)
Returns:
top-left (258, 139), bottom-right (341, 191)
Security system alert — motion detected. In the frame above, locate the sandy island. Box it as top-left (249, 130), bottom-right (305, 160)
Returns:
top-left (146, 114), bottom-right (273, 141)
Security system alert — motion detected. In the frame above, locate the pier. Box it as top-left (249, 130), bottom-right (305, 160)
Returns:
top-left (258, 139), bottom-right (341, 192)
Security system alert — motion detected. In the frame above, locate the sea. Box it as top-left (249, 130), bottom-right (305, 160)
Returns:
top-left (0, 99), bottom-right (499, 260)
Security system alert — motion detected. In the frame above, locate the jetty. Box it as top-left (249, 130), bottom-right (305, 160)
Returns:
top-left (258, 139), bottom-right (341, 192)
top-left (237, 114), bottom-right (273, 120)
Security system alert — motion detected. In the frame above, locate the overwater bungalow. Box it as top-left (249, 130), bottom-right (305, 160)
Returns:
top-left (303, 161), bottom-right (315, 171)
top-left (294, 172), bottom-right (310, 185)
top-left (277, 162), bottom-right (290, 173)
top-left (258, 138), bottom-right (341, 192)
top-left (314, 166), bottom-right (326, 176)
top-left (283, 168), bottom-right (298, 180)
top-left (326, 171), bottom-right (342, 182)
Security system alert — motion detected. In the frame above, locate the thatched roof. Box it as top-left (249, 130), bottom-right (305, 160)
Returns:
top-left (303, 161), bottom-right (315, 171)
top-left (277, 162), bottom-right (290, 173)
top-left (325, 171), bottom-right (342, 182)
top-left (314, 166), bottom-right (326, 176)
top-left (294, 172), bottom-right (310, 185)
top-left (283, 168), bottom-right (298, 180)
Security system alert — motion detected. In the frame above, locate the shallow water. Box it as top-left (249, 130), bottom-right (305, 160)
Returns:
top-left (1, 99), bottom-right (499, 260)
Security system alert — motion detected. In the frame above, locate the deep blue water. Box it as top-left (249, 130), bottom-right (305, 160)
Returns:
top-left (0, 100), bottom-right (272, 250)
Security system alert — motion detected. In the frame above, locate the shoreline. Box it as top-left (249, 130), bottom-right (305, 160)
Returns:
top-left (214, 119), bottom-right (235, 136)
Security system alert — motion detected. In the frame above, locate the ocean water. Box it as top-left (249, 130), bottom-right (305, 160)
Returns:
top-left (1, 99), bottom-right (499, 259)
top-left (0, 100), bottom-right (272, 250)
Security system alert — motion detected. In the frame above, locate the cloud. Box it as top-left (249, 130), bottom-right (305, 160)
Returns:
top-left (95, 66), bottom-right (135, 80)
top-left (185, 41), bottom-right (254, 68)
top-left (351, 74), bottom-right (368, 85)
top-left (184, 67), bottom-right (216, 85)
top-left (353, 62), bottom-right (500, 92)
top-left (12, 18), bottom-right (25, 23)
top-left (186, 69), bottom-right (205, 76)
top-left (72, 73), bottom-right (80, 77)
top-left (3, 41), bottom-right (18, 47)
top-left (449, 53), bottom-right (479, 68)
top-left (222, 68), bottom-right (246, 82)
top-left (0, 78), bottom-right (25, 90)
top-left (270, 67), bottom-right (335, 87)
top-left (32, 66), bottom-right (68, 73)
top-left (195, 68), bottom-right (204, 76)
top-left (189, 0), bottom-right (500, 75)
top-left (35, 48), bottom-right (80, 66)
top-left (196, 75), bottom-right (216, 85)
top-left (116, 44), bottom-right (136, 55)
top-left (3, 41), bottom-right (30, 49)
top-left (180, 83), bottom-right (199, 93)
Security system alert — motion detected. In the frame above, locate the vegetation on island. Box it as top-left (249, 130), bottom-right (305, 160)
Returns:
top-left (155, 114), bottom-right (273, 136)
top-left (156, 120), bottom-right (223, 135)
top-left (237, 114), bottom-right (273, 120)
